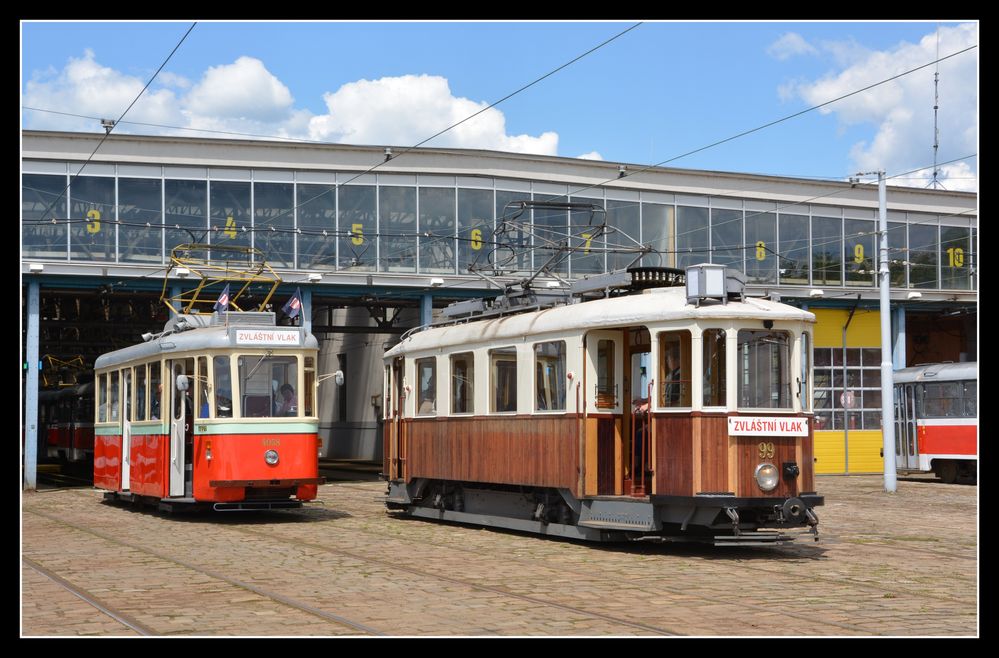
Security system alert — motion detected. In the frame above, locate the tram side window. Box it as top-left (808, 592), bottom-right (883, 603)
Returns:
top-left (135, 364), bottom-right (147, 421)
top-left (196, 356), bottom-right (209, 418)
top-left (658, 331), bottom-right (691, 408)
top-left (490, 347), bottom-right (518, 413)
top-left (416, 358), bottom-right (436, 416)
top-left (596, 339), bottom-right (617, 409)
top-left (800, 333), bottom-right (811, 411)
top-left (238, 354), bottom-right (299, 417)
top-left (97, 373), bottom-right (108, 423)
top-left (964, 381), bottom-right (976, 417)
top-left (738, 330), bottom-right (792, 409)
top-left (149, 363), bottom-right (162, 420)
top-left (304, 356), bottom-right (315, 417)
top-left (702, 329), bottom-right (726, 407)
top-left (451, 352), bottom-right (474, 415)
top-left (214, 356), bottom-right (232, 418)
top-left (919, 381), bottom-right (974, 418)
top-left (109, 371), bottom-right (120, 422)
top-left (535, 341), bottom-right (566, 411)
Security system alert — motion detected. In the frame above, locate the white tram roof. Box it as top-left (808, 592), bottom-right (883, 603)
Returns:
top-left (893, 361), bottom-right (977, 384)
top-left (386, 287), bottom-right (815, 358)
top-left (95, 314), bottom-right (318, 371)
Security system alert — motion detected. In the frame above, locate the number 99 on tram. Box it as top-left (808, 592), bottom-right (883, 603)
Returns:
top-left (93, 312), bottom-right (324, 511)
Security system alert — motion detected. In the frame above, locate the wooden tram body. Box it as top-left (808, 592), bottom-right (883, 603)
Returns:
top-left (893, 362), bottom-right (977, 484)
top-left (383, 268), bottom-right (823, 545)
top-left (93, 311), bottom-right (324, 511)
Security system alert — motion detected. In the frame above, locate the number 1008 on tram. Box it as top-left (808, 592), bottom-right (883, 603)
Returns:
top-left (383, 265), bottom-right (822, 546)
top-left (93, 312), bottom-right (324, 511)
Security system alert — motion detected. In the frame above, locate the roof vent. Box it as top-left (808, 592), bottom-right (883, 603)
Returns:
top-left (685, 264), bottom-right (745, 306)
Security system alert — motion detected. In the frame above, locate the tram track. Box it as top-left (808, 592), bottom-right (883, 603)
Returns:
top-left (24, 508), bottom-right (385, 637)
top-left (23, 556), bottom-right (155, 636)
top-left (300, 484), bottom-right (975, 610)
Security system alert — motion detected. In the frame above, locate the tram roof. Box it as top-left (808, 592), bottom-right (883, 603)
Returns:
top-left (893, 361), bottom-right (977, 383)
top-left (387, 287), bottom-right (815, 358)
top-left (94, 323), bottom-right (318, 370)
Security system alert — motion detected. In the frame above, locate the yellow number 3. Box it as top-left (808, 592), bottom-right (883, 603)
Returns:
top-left (86, 208), bottom-right (101, 235)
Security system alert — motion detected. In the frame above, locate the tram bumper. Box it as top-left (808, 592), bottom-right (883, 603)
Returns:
top-left (651, 493), bottom-right (824, 531)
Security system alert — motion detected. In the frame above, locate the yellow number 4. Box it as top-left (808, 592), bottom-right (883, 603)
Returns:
top-left (224, 216), bottom-right (237, 239)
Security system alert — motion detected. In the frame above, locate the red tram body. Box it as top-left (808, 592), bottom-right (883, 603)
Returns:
top-left (383, 266), bottom-right (823, 545)
top-left (893, 362), bottom-right (977, 483)
top-left (94, 311), bottom-right (323, 511)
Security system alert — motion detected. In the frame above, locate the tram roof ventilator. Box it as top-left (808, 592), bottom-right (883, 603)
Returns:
top-left (685, 263), bottom-right (746, 306)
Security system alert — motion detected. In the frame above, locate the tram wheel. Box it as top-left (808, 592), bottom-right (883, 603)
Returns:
top-left (936, 460), bottom-right (958, 484)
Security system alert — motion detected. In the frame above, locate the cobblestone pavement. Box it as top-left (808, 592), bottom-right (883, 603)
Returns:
top-left (21, 474), bottom-right (977, 637)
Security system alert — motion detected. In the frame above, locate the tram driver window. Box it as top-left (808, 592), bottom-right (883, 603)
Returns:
top-left (490, 347), bottom-right (518, 413)
top-left (238, 354), bottom-right (299, 417)
top-left (214, 356), bottom-right (233, 418)
top-left (702, 329), bottom-right (726, 407)
top-left (737, 330), bottom-right (792, 409)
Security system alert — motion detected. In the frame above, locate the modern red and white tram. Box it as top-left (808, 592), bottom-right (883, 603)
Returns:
top-left (383, 265), bottom-right (823, 545)
top-left (93, 311), bottom-right (324, 511)
top-left (893, 362), bottom-right (977, 484)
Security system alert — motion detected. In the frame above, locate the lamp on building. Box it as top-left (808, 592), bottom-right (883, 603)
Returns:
top-left (907, 291), bottom-right (922, 300)
top-left (384, 147), bottom-right (393, 162)
top-left (175, 267), bottom-right (191, 278)
top-left (618, 165), bottom-right (627, 178)
top-left (28, 262), bottom-right (44, 273)
top-left (429, 277), bottom-right (445, 287)
top-left (809, 289), bottom-right (824, 299)
top-left (308, 272), bottom-right (323, 282)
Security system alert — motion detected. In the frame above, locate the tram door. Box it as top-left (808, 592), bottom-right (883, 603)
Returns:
top-left (626, 328), bottom-right (652, 496)
top-left (120, 369), bottom-right (132, 491)
top-left (894, 384), bottom-right (920, 470)
top-left (168, 359), bottom-right (195, 497)
top-left (388, 358), bottom-right (406, 481)
top-left (584, 331), bottom-right (624, 496)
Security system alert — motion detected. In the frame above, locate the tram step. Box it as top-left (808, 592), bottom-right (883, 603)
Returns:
top-left (712, 532), bottom-right (793, 547)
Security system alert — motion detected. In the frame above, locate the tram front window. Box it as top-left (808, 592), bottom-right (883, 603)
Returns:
top-left (237, 354), bottom-right (299, 418)
top-left (737, 330), bottom-right (792, 409)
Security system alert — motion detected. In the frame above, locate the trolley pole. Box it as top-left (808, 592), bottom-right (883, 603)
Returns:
top-left (876, 170), bottom-right (898, 493)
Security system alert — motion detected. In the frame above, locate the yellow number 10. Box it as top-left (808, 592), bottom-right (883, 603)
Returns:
top-left (947, 247), bottom-right (965, 268)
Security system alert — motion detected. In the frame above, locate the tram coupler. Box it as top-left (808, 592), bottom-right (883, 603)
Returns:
top-left (724, 507), bottom-right (740, 536)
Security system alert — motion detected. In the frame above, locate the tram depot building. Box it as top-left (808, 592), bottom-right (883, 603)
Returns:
top-left (21, 130), bottom-right (977, 476)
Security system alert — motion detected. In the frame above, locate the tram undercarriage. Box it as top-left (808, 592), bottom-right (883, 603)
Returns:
top-left (387, 478), bottom-right (822, 546)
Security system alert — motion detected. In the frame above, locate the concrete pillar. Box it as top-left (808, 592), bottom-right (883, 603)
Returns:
top-left (421, 293), bottom-right (433, 328)
top-left (892, 306), bottom-right (906, 369)
top-left (24, 280), bottom-right (40, 490)
top-left (302, 288), bottom-right (312, 334)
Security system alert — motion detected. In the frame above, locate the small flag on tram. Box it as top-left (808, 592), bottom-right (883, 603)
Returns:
top-left (214, 284), bottom-right (230, 313)
top-left (282, 287), bottom-right (303, 319)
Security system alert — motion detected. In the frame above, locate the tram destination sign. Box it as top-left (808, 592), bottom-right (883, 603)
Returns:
top-left (234, 329), bottom-right (301, 346)
top-left (728, 416), bottom-right (809, 437)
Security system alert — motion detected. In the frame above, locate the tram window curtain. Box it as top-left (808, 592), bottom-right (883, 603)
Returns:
top-left (451, 352), bottom-right (474, 415)
top-left (534, 341), bottom-right (566, 411)
top-left (490, 347), bottom-right (518, 413)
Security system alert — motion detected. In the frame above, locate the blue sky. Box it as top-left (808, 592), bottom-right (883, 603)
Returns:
top-left (21, 21), bottom-right (978, 190)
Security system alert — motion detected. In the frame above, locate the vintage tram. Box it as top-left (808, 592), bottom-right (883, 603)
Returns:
top-left (893, 361), bottom-right (977, 484)
top-left (93, 311), bottom-right (324, 511)
top-left (39, 381), bottom-right (95, 465)
top-left (383, 264), bottom-right (822, 545)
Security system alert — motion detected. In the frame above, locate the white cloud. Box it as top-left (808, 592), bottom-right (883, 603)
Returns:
top-left (307, 74), bottom-right (558, 155)
top-left (24, 55), bottom-right (562, 158)
top-left (767, 33), bottom-right (818, 60)
top-left (787, 23), bottom-right (977, 191)
top-left (23, 49), bottom-right (183, 132)
top-left (576, 151), bottom-right (603, 160)
top-left (184, 57), bottom-right (294, 123)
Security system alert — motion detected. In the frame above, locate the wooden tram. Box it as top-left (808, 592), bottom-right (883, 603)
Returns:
top-left (893, 362), bottom-right (977, 484)
top-left (93, 311), bottom-right (324, 511)
top-left (383, 264), bottom-right (823, 545)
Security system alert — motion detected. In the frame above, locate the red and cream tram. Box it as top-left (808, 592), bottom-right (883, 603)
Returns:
top-left (94, 311), bottom-right (324, 511)
top-left (893, 362), bottom-right (977, 484)
top-left (38, 382), bottom-right (94, 465)
top-left (383, 265), bottom-right (822, 545)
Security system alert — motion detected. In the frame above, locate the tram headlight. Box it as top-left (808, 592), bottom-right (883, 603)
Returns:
top-left (264, 449), bottom-right (279, 465)
top-left (754, 463), bottom-right (779, 492)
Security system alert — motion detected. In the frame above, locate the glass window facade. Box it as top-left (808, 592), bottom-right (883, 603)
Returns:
top-left (813, 347), bottom-right (882, 430)
top-left (20, 162), bottom-right (975, 293)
